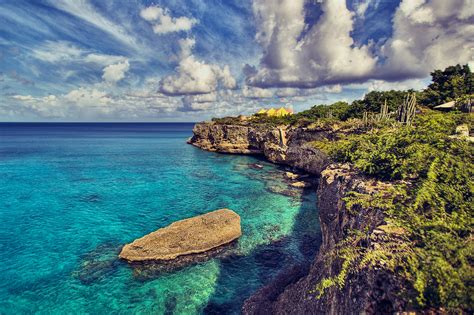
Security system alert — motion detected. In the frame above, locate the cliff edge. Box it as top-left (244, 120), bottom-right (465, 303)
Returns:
top-left (188, 121), bottom-right (415, 314)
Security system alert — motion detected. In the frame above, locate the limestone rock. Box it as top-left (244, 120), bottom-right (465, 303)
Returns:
top-left (285, 172), bottom-right (299, 180)
top-left (188, 122), bottom-right (330, 174)
top-left (119, 209), bottom-right (241, 262)
top-left (455, 124), bottom-right (469, 137)
top-left (290, 181), bottom-right (312, 188)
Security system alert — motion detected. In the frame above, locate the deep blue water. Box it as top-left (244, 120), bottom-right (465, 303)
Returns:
top-left (0, 123), bottom-right (320, 314)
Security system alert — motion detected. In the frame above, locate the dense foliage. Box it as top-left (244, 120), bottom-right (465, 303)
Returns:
top-left (248, 64), bottom-right (472, 128)
top-left (420, 64), bottom-right (473, 107)
top-left (349, 90), bottom-right (410, 116)
top-left (313, 111), bottom-right (473, 310)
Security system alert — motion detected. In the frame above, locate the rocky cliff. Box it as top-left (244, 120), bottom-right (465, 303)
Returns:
top-left (242, 164), bottom-right (412, 314)
top-left (188, 122), bottom-right (330, 173)
top-left (189, 122), bottom-right (411, 314)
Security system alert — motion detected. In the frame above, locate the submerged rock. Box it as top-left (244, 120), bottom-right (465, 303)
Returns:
top-left (73, 243), bottom-right (122, 285)
top-left (119, 209), bottom-right (242, 262)
top-left (249, 163), bottom-right (264, 169)
top-left (130, 240), bottom-right (239, 280)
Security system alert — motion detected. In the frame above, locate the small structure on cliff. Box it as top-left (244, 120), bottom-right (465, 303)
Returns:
top-left (433, 101), bottom-right (456, 111)
top-left (119, 209), bottom-right (241, 262)
top-left (255, 107), bottom-right (293, 117)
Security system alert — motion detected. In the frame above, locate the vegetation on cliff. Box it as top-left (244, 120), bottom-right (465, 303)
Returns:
top-left (313, 110), bottom-right (473, 310)
top-left (229, 64), bottom-right (472, 128)
top-left (308, 65), bottom-right (473, 310)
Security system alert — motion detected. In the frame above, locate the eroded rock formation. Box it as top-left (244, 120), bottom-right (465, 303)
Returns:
top-left (188, 122), bottom-right (330, 172)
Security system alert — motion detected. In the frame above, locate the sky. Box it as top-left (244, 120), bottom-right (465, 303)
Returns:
top-left (0, 0), bottom-right (472, 122)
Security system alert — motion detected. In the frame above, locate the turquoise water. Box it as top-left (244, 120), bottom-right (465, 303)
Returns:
top-left (0, 123), bottom-right (320, 314)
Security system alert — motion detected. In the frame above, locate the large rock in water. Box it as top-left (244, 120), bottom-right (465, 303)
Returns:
top-left (119, 209), bottom-right (241, 262)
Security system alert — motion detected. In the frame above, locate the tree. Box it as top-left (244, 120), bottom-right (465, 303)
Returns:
top-left (296, 101), bottom-right (351, 121)
top-left (344, 90), bottom-right (410, 119)
top-left (420, 64), bottom-right (473, 107)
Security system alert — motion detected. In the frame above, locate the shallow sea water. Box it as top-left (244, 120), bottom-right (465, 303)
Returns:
top-left (0, 123), bottom-right (321, 314)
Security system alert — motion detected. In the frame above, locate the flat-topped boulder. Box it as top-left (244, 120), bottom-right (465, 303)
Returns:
top-left (119, 209), bottom-right (241, 262)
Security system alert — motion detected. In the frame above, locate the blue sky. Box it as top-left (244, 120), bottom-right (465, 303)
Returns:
top-left (0, 0), bottom-right (472, 121)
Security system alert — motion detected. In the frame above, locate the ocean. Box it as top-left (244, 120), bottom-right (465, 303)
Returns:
top-left (0, 123), bottom-right (320, 314)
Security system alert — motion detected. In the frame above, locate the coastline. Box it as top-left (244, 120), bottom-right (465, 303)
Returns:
top-left (188, 121), bottom-right (414, 314)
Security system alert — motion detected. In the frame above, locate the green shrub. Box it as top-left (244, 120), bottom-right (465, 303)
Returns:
top-left (420, 64), bottom-right (473, 107)
top-left (313, 111), bottom-right (474, 310)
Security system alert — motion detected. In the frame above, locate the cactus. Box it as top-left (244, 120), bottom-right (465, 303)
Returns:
top-left (397, 93), bottom-right (417, 125)
top-left (374, 99), bottom-right (390, 121)
top-left (326, 110), bottom-right (333, 119)
top-left (362, 111), bottom-right (369, 127)
top-left (455, 94), bottom-right (473, 113)
top-left (380, 99), bottom-right (389, 119)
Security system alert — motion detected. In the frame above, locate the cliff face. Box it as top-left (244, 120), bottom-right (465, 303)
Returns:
top-left (242, 164), bottom-right (411, 314)
top-left (189, 122), bottom-right (410, 314)
top-left (188, 122), bottom-right (330, 172)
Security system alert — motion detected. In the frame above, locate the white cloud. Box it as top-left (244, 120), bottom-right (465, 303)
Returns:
top-left (64, 87), bottom-right (111, 108)
top-left (380, 0), bottom-right (474, 79)
top-left (140, 5), bottom-right (197, 34)
top-left (248, 0), bottom-right (473, 88)
top-left (183, 92), bottom-right (217, 103)
top-left (10, 94), bottom-right (65, 117)
top-left (275, 88), bottom-right (300, 97)
top-left (9, 86), bottom-right (182, 119)
top-left (179, 99), bottom-right (214, 112)
top-left (12, 95), bottom-right (35, 101)
top-left (50, 0), bottom-right (137, 48)
top-left (323, 84), bottom-right (343, 93)
top-left (367, 79), bottom-right (426, 92)
top-left (159, 38), bottom-right (236, 95)
top-left (32, 41), bottom-right (128, 66)
top-left (356, 0), bottom-right (372, 17)
top-left (248, 0), bottom-right (377, 88)
top-left (102, 60), bottom-right (130, 83)
top-left (84, 53), bottom-right (128, 65)
top-left (32, 41), bottom-right (83, 63)
top-left (242, 86), bottom-right (274, 98)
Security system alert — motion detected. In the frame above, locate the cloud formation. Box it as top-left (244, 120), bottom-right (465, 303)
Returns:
top-left (31, 41), bottom-right (127, 66)
top-left (140, 5), bottom-right (197, 34)
top-left (242, 86), bottom-right (274, 99)
top-left (380, 0), bottom-right (474, 80)
top-left (247, 0), bottom-right (473, 88)
top-left (2, 0), bottom-right (473, 122)
top-left (102, 60), bottom-right (130, 83)
top-left (50, 0), bottom-right (138, 48)
top-left (159, 38), bottom-right (236, 95)
top-left (8, 86), bottom-right (182, 120)
top-left (248, 0), bottom-right (377, 88)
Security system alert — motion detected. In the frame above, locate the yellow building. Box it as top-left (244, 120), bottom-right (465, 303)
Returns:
top-left (255, 107), bottom-right (293, 117)
top-left (275, 107), bottom-right (293, 117)
top-left (266, 108), bottom-right (277, 116)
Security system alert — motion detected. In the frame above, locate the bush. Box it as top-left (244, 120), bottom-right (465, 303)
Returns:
top-left (313, 111), bottom-right (474, 310)
top-left (420, 64), bottom-right (473, 107)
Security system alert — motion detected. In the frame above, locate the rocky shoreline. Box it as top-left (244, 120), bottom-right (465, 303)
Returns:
top-left (188, 121), bottom-right (413, 314)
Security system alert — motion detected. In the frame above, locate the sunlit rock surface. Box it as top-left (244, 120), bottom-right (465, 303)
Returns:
top-left (119, 209), bottom-right (241, 262)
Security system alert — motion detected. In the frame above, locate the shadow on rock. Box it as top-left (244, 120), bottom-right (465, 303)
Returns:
top-left (128, 240), bottom-right (240, 281)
